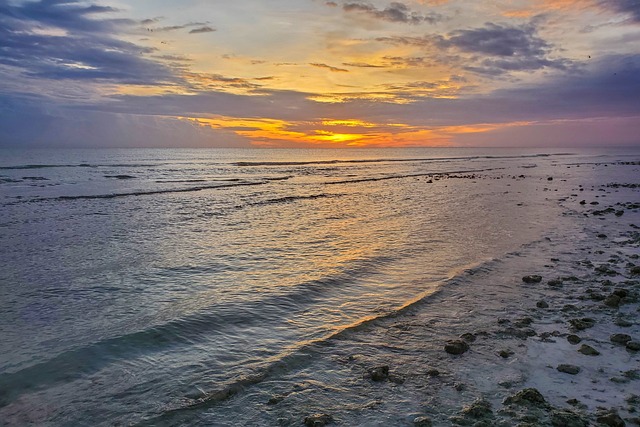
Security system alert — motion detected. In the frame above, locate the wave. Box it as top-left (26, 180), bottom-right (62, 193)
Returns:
top-left (233, 153), bottom-right (570, 167)
top-left (0, 254), bottom-right (394, 409)
top-left (244, 193), bottom-right (341, 208)
top-left (16, 181), bottom-right (267, 203)
top-left (324, 168), bottom-right (497, 185)
top-left (0, 163), bottom-right (164, 171)
top-left (137, 256), bottom-right (511, 426)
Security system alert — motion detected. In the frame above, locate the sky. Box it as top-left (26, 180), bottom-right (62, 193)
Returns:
top-left (0, 0), bottom-right (639, 148)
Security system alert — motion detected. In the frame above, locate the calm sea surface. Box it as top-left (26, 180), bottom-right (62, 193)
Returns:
top-left (0, 147), bottom-right (637, 425)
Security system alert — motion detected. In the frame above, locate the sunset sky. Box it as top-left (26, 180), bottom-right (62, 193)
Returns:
top-left (1, 0), bottom-right (639, 148)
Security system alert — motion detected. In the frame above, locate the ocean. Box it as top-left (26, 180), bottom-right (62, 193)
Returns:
top-left (0, 147), bottom-right (637, 425)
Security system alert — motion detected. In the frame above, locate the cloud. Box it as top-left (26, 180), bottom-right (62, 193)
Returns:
top-left (342, 62), bottom-right (386, 68)
top-left (599, 0), bottom-right (640, 22)
top-left (377, 22), bottom-right (574, 75)
top-left (143, 21), bottom-right (212, 33)
top-left (0, 0), bottom-right (177, 84)
top-left (310, 63), bottom-right (350, 72)
top-left (189, 26), bottom-right (216, 34)
top-left (342, 1), bottom-right (443, 24)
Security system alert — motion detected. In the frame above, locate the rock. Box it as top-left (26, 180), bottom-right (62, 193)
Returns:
top-left (499, 349), bottom-right (514, 358)
top-left (567, 335), bottom-right (582, 345)
top-left (460, 333), bottom-right (476, 342)
top-left (595, 264), bottom-right (618, 276)
top-left (610, 334), bottom-right (632, 345)
top-left (447, 415), bottom-right (470, 425)
top-left (426, 369), bottom-right (440, 377)
top-left (550, 409), bottom-right (589, 427)
top-left (548, 177), bottom-right (554, 181)
top-left (454, 382), bottom-right (466, 391)
top-left (461, 399), bottom-right (493, 419)
top-left (596, 409), bottom-right (625, 427)
top-left (445, 340), bottom-right (470, 355)
top-left (558, 364), bottom-right (581, 375)
top-left (569, 318), bottom-right (596, 331)
top-left (504, 388), bottom-right (547, 406)
top-left (578, 344), bottom-right (600, 356)
top-left (579, 200), bottom-right (586, 205)
top-left (522, 275), bottom-right (543, 284)
top-left (548, 279), bottom-right (564, 287)
top-left (614, 318), bottom-right (633, 327)
top-left (613, 288), bottom-right (629, 298)
top-left (267, 394), bottom-right (285, 405)
top-left (598, 233), bottom-right (608, 239)
top-left (604, 294), bottom-right (622, 308)
top-left (514, 317), bottom-right (534, 327)
top-left (626, 341), bottom-right (640, 351)
top-left (630, 266), bottom-right (640, 275)
top-left (367, 365), bottom-right (389, 381)
top-left (615, 210), bottom-right (624, 217)
top-left (536, 300), bottom-right (549, 308)
top-left (304, 413), bottom-right (333, 427)
top-left (588, 292), bottom-right (607, 301)
top-left (413, 416), bottom-right (433, 427)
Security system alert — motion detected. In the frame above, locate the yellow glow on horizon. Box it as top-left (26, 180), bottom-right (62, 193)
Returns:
top-left (176, 114), bottom-right (538, 148)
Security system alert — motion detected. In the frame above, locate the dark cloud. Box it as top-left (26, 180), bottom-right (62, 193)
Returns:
top-left (189, 26), bottom-right (215, 34)
top-left (600, 0), bottom-right (640, 22)
top-left (0, 0), bottom-right (177, 84)
top-left (377, 23), bottom-right (573, 75)
top-left (342, 2), bottom-right (443, 24)
top-left (0, 0), bottom-right (130, 32)
top-left (310, 63), bottom-right (349, 72)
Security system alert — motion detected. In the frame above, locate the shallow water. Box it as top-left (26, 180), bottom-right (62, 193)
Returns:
top-left (0, 147), bottom-right (637, 425)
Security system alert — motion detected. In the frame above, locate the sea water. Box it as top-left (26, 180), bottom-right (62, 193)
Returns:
top-left (0, 147), bottom-right (637, 425)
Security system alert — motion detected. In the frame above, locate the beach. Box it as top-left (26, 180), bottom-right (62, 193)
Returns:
top-left (151, 156), bottom-right (639, 427)
top-left (0, 149), bottom-right (638, 426)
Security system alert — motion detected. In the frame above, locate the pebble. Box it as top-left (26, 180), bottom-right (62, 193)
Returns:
top-left (610, 334), bottom-right (632, 345)
top-left (569, 318), bottom-right (595, 331)
top-left (557, 364), bottom-right (581, 375)
top-left (548, 279), bottom-right (564, 287)
top-left (596, 410), bottom-right (625, 427)
top-left (461, 398), bottom-right (493, 419)
top-left (549, 409), bottom-right (588, 427)
top-left (367, 366), bottom-right (389, 381)
top-left (413, 416), bottom-right (432, 427)
top-left (578, 344), bottom-right (600, 356)
top-left (614, 318), bottom-right (633, 327)
top-left (460, 332), bottom-right (476, 342)
top-left (426, 369), bottom-right (440, 377)
top-left (603, 294), bottom-right (621, 308)
top-left (304, 413), bottom-right (333, 427)
top-left (626, 341), bottom-right (640, 351)
top-left (445, 340), bottom-right (470, 355)
top-left (499, 349), bottom-right (514, 358)
top-left (567, 334), bottom-right (582, 344)
top-left (536, 300), bottom-right (549, 308)
top-left (522, 275), bottom-right (543, 284)
top-left (503, 388), bottom-right (547, 406)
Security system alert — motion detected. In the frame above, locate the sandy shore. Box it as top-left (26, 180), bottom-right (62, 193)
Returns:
top-left (224, 162), bottom-right (640, 427)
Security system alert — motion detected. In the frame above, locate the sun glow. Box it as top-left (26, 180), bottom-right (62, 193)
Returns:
top-left (177, 114), bottom-right (534, 147)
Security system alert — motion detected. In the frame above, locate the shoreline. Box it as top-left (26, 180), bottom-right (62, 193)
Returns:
top-left (204, 161), bottom-right (640, 427)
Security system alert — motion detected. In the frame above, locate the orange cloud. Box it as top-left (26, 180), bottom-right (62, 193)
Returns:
top-left (178, 114), bottom-right (537, 148)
